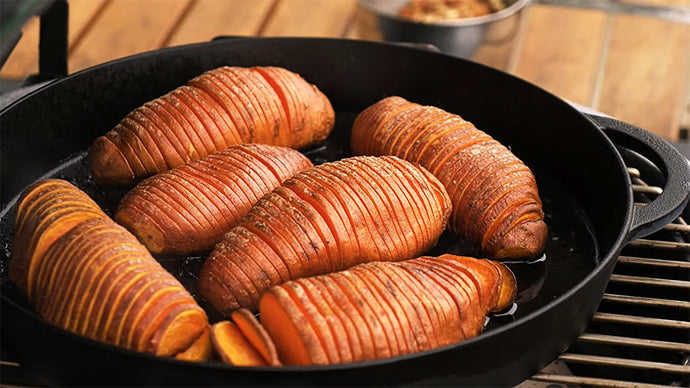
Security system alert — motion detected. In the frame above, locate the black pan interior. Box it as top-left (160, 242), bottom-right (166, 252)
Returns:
top-left (0, 37), bottom-right (631, 386)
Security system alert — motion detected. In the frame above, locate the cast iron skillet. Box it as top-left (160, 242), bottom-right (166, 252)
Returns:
top-left (1, 38), bottom-right (688, 386)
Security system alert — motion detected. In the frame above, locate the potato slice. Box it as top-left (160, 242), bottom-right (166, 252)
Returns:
top-left (231, 309), bottom-right (281, 366)
top-left (211, 321), bottom-right (267, 366)
top-left (260, 286), bottom-right (327, 365)
top-left (175, 326), bottom-right (213, 362)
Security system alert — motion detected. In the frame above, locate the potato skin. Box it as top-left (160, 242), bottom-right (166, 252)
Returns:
top-left (351, 96), bottom-right (548, 260)
top-left (114, 144), bottom-right (313, 255)
top-left (88, 66), bottom-right (334, 185)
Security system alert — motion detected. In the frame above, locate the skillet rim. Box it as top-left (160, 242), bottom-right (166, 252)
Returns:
top-left (0, 37), bottom-right (636, 379)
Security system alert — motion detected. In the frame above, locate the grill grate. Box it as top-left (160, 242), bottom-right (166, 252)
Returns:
top-left (528, 167), bottom-right (690, 388)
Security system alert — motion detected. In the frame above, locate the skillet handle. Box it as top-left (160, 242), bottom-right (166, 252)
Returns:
top-left (586, 114), bottom-right (690, 241)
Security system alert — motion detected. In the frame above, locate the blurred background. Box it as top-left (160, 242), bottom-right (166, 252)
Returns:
top-left (0, 0), bottom-right (688, 142)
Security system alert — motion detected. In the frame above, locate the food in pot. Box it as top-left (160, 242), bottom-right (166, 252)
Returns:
top-left (398, 0), bottom-right (506, 23)
top-left (9, 180), bottom-right (210, 360)
top-left (198, 155), bottom-right (452, 315)
top-left (9, 179), bottom-right (107, 298)
top-left (231, 308), bottom-right (282, 366)
top-left (351, 96), bottom-right (547, 259)
top-left (174, 326), bottom-right (213, 361)
top-left (210, 320), bottom-right (269, 366)
top-left (210, 309), bottom-right (281, 366)
top-left (258, 254), bottom-right (516, 365)
top-left (115, 144), bottom-right (313, 255)
top-left (87, 66), bottom-right (335, 185)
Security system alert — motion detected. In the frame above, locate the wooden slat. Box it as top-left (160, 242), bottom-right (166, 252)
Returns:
top-left (0, 17), bottom-right (40, 79)
top-left (67, 0), bottom-right (109, 45)
top-left (260, 0), bottom-right (358, 37)
top-left (165, 0), bottom-right (276, 47)
top-left (67, 0), bottom-right (192, 73)
top-left (0, 0), bottom-right (107, 80)
top-left (595, 14), bottom-right (688, 140)
top-left (620, 0), bottom-right (690, 7)
top-left (513, 4), bottom-right (609, 106)
top-left (345, 4), bottom-right (382, 41)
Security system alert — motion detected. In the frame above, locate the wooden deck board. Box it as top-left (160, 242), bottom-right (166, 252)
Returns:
top-left (260, 0), bottom-right (358, 37)
top-left (0, 0), bottom-right (687, 140)
top-left (596, 14), bottom-right (689, 140)
top-left (67, 0), bottom-right (192, 73)
top-left (67, 0), bottom-right (108, 45)
top-left (0, 0), bottom-right (107, 79)
top-left (166, 0), bottom-right (276, 47)
top-left (513, 5), bottom-right (609, 106)
top-left (0, 16), bottom-right (40, 79)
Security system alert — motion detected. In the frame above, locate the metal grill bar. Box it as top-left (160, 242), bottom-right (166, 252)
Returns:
top-left (593, 312), bottom-right (690, 329)
top-left (528, 159), bottom-right (689, 387)
top-left (602, 293), bottom-right (690, 309)
top-left (664, 222), bottom-right (690, 233)
top-left (577, 333), bottom-right (690, 352)
top-left (626, 238), bottom-right (690, 251)
top-left (616, 256), bottom-right (690, 268)
top-left (529, 373), bottom-right (672, 388)
top-left (557, 353), bottom-right (690, 374)
top-left (632, 184), bottom-right (663, 195)
top-left (627, 167), bottom-right (642, 177)
top-left (608, 274), bottom-right (690, 288)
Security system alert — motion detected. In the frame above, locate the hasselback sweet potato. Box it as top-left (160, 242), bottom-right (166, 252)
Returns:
top-left (88, 66), bottom-right (334, 185)
top-left (259, 254), bottom-right (517, 365)
top-left (351, 96), bottom-right (548, 259)
top-left (198, 155), bottom-right (452, 315)
top-left (9, 180), bottom-right (210, 359)
top-left (9, 179), bottom-right (107, 299)
top-left (114, 144), bottom-right (313, 255)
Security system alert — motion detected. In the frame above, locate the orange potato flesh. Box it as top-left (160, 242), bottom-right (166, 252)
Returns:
top-left (376, 264), bottom-right (439, 350)
top-left (485, 261), bottom-right (519, 312)
top-left (148, 305), bottom-right (209, 356)
top-left (312, 274), bottom-right (377, 362)
top-left (231, 308), bottom-right (282, 366)
top-left (354, 266), bottom-right (414, 355)
top-left (301, 278), bottom-right (359, 363)
top-left (259, 288), bottom-right (326, 366)
top-left (283, 281), bottom-right (341, 364)
top-left (348, 269), bottom-right (403, 357)
top-left (210, 321), bottom-right (268, 367)
top-left (175, 326), bottom-right (213, 362)
top-left (330, 271), bottom-right (392, 360)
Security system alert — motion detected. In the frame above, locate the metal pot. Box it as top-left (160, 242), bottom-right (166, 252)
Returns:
top-left (0, 37), bottom-right (688, 386)
top-left (357, 0), bottom-right (531, 59)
